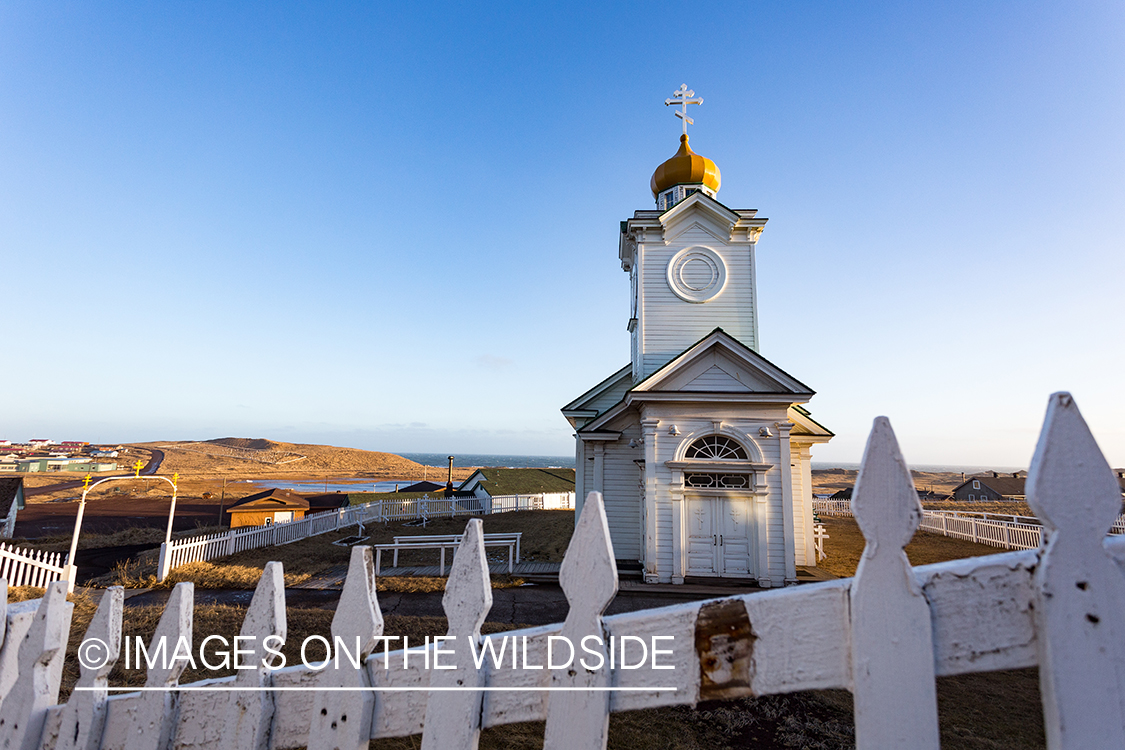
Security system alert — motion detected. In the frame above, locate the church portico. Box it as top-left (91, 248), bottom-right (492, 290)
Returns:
top-left (563, 86), bottom-right (832, 586)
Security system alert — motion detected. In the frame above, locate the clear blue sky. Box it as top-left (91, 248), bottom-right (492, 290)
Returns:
top-left (2, 2), bottom-right (1122, 468)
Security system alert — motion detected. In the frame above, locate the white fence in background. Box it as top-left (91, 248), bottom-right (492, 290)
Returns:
top-left (487, 491), bottom-right (575, 512)
top-left (4, 392), bottom-right (1125, 749)
top-left (0, 542), bottom-right (65, 588)
top-left (815, 498), bottom-right (1125, 551)
top-left (157, 491), bottom-right (567, 580)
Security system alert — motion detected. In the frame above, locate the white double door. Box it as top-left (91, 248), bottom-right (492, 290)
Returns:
top-left (686, 494), bottom-right (755, 577)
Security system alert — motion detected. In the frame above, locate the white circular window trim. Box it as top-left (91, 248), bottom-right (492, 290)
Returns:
top-left (666, 246), bottom-right (727, 303)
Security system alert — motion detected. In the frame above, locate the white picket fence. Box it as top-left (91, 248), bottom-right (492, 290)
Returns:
top-left (2, 393), bottom-right (1124, 748)
top-left (158, 491), bottom-right (568, 580)
top-left (0, 542), bottom-right (65, 588)
top-left (487, 491), bottom-right (575, 512)
top-left (815, 498), bottom-right (1125, 552)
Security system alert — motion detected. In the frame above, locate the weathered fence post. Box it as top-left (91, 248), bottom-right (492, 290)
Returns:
top-left (307, 546), bottom-right (383, 750)
top-left (44, 587), bottom-right (123, 750)
top-left (849, 418), bottom-right (940, 748)
top-left (420, 519), bottom-right (492, 749)
top-left (0, 581), bottom-right (72, 750)
top-left (1026, 393), bottom-right (1125, 748)
top-left (220, 562), bottom-right (285, 750)
top-left (103, 582), bottom-right (194, 750)
top-left (543, 492), bottom-right (618, 750)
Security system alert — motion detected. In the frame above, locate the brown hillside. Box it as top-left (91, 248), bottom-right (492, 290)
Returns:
top-left (137, 440), bottom-right (473, 480)
top-left (207, 438), bottom-right (281, 451)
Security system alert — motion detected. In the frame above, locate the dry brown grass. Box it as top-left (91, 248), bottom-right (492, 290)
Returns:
top-left (816, 516), bottom-right (1004, 580)
top-left (371, 693), bottom-right (857, 749)
top-left (813, 468), bottom-right (969, 496)
top-left (923, 500), bottom-right (1033, 516)
top-left (6, 585), bottom-right (49, 602)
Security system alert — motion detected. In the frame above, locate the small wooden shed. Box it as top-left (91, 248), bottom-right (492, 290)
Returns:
top-left (226, 489), bottom-right (309, 528)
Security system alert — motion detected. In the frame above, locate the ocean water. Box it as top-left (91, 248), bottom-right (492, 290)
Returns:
top-left (399, 453), bottom-right (575, 469)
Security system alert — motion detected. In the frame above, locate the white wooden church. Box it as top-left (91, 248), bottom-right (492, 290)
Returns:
top-left (562, 87), bottom-right (832, 586)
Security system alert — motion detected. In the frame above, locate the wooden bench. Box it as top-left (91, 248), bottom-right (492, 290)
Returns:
top-left (374, 533), bottom-right (521, 576)
top-left (391, 532), bottom-right (522, 565)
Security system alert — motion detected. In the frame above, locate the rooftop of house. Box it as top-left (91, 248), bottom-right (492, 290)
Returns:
top-left (303, 492), bottom-right (352, 511)
top-left (228, 488), bottom-right (310, 512)
top-left (391, 481), bottom-right (447, 494)
top-left (0, 477), bottom-right (23, 517)
top-left (459, 467), bottom-right (576, 496)
top-left (956, 474), bottom-right (1026, 497)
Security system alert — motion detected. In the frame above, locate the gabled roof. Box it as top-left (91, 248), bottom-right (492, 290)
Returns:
top-left (954, 475), bottom-right (1026, 497)
top-left (228, 488), bottom-right (310, 512)
top-left (561, 364), bottom-right (632, 421)
top-left (458, 468), bottom-right (575, 496)
top-left (303, 492), bottom-right (352, 511)
top-left (788, 405), bottom-right (835, 440)
top-left (571, 329), bottom-right (821, 435)
top-left (629, 328), bottom-right (814, 399)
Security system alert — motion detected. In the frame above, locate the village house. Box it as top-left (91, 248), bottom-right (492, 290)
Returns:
top-left (225, 488), bottom-right (309, 528)
top-left (950, 472), bottom-right (1027, 502)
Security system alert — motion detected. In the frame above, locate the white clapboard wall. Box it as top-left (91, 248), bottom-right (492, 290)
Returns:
top-left (3, 392), bottom-right (1125, 749)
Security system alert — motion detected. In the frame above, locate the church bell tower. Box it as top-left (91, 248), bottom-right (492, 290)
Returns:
top-left (620, 85), bottom-right (768, 383)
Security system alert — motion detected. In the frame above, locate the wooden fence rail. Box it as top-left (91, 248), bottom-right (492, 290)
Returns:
top-left (4, 392), bottom-right (1123, 748)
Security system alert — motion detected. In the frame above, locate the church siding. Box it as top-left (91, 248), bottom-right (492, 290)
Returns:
top-left (637, 235), bottom-right (758, 380)
top-left (791, 444), bottom-right (807, 566)
top-left (601, 421), bottom-right (643, 561)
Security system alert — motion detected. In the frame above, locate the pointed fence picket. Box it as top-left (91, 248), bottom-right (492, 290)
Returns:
top-left (6, 392), bottom-right (1125, 748)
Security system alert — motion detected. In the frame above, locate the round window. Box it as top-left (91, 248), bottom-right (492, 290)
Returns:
top-left (666, 246), bottom-right (727, 303)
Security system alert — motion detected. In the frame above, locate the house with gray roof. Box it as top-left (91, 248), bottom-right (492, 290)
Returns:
top-left (951, 473), bottom-right (1026, 502)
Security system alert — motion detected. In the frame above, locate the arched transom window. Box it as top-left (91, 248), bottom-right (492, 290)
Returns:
top-left (685, 435), bottom-right (748, 460)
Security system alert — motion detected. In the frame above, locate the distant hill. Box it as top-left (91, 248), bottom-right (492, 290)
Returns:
top-left (207, 437), bottom-right (281, 451)
top-left (138, 439), bottom-right (473, 479)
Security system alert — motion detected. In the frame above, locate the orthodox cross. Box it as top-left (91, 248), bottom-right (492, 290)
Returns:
top-left (665, 84), bottom-right (703, 135)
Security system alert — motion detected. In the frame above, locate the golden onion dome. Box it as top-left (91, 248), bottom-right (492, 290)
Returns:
top-left (650, 134), bottom-right (721, 197)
